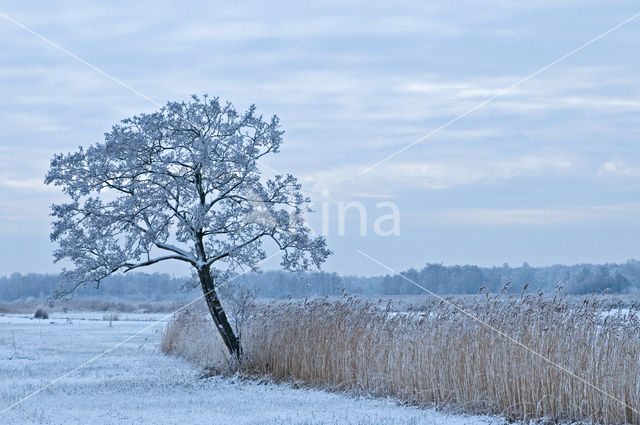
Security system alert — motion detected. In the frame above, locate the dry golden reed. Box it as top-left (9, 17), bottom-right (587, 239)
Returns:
top-left (162, 293), bottom-right (640, 424)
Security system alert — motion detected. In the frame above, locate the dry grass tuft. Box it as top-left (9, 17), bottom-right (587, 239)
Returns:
top-left (162, 293), bottom-right (640, 424)
top-left (161, 308), bottom-right (236, 373)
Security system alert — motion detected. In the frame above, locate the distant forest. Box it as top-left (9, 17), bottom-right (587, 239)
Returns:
top-left (2, 260), bottom-right (640, 302)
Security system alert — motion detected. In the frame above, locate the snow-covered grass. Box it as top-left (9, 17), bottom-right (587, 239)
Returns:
top-left (163, 294), bottom-right (640, 425)
top-left (0, 311), bottom-right (504, 425)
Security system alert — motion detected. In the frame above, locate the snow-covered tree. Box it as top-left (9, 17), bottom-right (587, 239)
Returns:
top-left (45, 95), bottom-right (331, 357)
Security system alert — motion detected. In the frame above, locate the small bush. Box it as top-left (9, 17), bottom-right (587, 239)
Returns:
top-left (34, 307), bottom-right (49, 319)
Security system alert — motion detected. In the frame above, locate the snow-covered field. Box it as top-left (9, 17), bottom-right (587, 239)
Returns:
top-left (0, 312), bottom-right (505, 425)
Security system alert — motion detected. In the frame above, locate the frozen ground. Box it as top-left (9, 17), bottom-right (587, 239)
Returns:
top-left (0, 312), bottom-right (506, 425)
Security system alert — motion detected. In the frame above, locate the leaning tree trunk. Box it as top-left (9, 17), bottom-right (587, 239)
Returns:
top-left (198, 268), bottom-right (241, 359)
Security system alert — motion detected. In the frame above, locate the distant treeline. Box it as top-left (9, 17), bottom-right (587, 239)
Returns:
top-left (235, 260), bottom-right (640, 297)
top-left (2, 260), bottom-right (640, 302)
top-left (367, 261), bottom-right (639, 296)
top-left (0, 272), bottom-right (189, 302)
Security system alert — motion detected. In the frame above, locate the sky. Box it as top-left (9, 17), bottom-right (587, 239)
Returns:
top-left (1, 1), bottom-right (640, 277)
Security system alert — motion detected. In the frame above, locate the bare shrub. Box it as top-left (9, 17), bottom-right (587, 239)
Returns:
top-left (33, 307), bottom-right (49, 319)
top-left (102, 312), bottom-right (120, 322)
top-left (162, 293), bottom-right (640, 424)
top-left (218, 284), bottom-right (257, 342)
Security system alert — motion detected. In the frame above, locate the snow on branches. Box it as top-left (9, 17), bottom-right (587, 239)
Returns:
top-left (46, 95), bottom-right (331, 297)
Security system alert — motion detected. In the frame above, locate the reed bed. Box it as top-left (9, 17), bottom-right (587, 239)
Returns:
top-left (161, 307), bottom-right (231, 370)
top-left (162, 293), bottom-right (640, 424)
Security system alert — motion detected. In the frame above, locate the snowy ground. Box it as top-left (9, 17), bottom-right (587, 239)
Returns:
top-left (0, 312), bottom-right (506, 425)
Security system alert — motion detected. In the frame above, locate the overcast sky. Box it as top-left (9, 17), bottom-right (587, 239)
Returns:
top-left (1, 1), bottom-right (640, 277)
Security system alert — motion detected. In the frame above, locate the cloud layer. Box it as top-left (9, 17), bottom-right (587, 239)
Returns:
top-left (1, 0), bottom-right (640, 274)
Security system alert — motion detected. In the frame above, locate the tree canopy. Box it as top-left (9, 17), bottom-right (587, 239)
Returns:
top-left (45, 95), bottom-right (330, 297)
